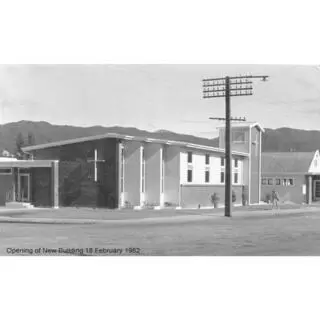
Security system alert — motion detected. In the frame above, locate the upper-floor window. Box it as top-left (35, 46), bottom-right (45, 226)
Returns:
top-left (220, 157), bottom-right (225, 167)
top-left (232, 131), bottom-right (245, 144)
top-left (187, 152), bottom-right (193, 163)
top-left (234, 159), bottom-right (238, 168)
top-left (187, 169), bottom-right (193, 182)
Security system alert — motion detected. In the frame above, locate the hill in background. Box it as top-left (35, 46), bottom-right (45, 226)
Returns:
top-left (1, 121), bottom-right (320, 153)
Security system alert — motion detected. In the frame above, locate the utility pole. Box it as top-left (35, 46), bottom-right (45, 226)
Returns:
top-left (202, 75), bottom-right (268, 217)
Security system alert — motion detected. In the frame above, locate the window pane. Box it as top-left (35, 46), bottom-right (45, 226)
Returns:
top-left (289, 178), bottom-right (294, 186)
top-left (221, 157), bottom-right (225, 167)
top-left (220, 172), bottom-right (225, 183)
top-left (262, 178), bottom-right (267, 185)
top-left (268, 178), bottom-right (273, 185)
top-left (0, 168), bottom-right (12, 174)
top-left (232, 131), bottom-right (245, 143)
top-left (276, 178), bottom-right (281, 185)
top-left (205, 170), bottom-right (210, 183)
top-left (187, 169), bottom-right (193, 182)
top-left (205, 154), bottom-right (210, 165)
top-left (234, 173), bottom-right (238, 183)
top-left (187, 152), bottom-right (192, 163)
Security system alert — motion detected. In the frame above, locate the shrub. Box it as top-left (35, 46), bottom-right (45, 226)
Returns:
top-left (211, 193), bottom-right (220, 208)
top-left (232, 190), bottom-right (236, 203)
top-left (265, 193), bottom-right (271, 203)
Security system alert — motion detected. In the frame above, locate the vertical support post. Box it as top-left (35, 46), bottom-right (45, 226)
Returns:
top-left (308, 175), bottom-right (312, 204)
top-left (94, 148), bottom-right (98, 182)
top-left (51, 161), bottom-right (59, 209)
top-left (17, 168), bottom-right (20, 201)
top-left (225, 76), bottom-right (232, 217)
top-left (12, 167), bottom-right (16, 202)
top-left (117, 141), bottom-right (121, 209)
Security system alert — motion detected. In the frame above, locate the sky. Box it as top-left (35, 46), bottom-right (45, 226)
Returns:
top-left (0, 64), bottom-right (320, 138)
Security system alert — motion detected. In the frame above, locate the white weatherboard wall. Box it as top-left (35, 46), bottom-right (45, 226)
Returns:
top-left (163, 145), bottom-right (180, 206)
top-left (308, 151), bottom-right (320, 173)
top-left (123, 140), bottom-right (141, 207)
top-left (180, 150), bottom-right (243, 185)
top-left (145, 143), bottom-right (161, 206)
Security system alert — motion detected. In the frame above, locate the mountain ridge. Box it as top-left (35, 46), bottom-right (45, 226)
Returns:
top-left (1, 121), bottom-right (320, 153)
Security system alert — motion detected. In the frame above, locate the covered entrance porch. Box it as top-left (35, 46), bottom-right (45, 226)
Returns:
top-left (306, 174), bottom-right (320, 204)
top-left (0, 160), bottom-right (59, 208)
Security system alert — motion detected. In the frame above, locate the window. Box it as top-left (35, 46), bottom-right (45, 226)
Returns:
top-left (275, 178), bottom-right (281, 185)
top-left (187, 152), bottom-right (193, 163)
top-left (234, 159), bottom-right (238, 168)
top-left (205, 154), bottom-right (210, 165)
top-left (232, 131), bottom-right (245, 143)
top-left (0, 168), bottom-right (12, 175)
top-left (234, 172), bottom-right (238, 184)
top-left (262, 178), bottom-right (267, 185)
top-left (220, 157), bottom-right (225, 167)
top-left (187, 169), bottom-right (193, 182)
top-left (282, 178), bottom-right (294, 186)
top-left (220, 172), bottom-right (225, 183)
top-left (268, 178), bottom-right (273, 185)
top-left (205, 170), bottom-right (210, 183)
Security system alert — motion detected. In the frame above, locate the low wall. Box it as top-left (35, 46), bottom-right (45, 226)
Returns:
top-left (180, 184), bottom-right (244, 208)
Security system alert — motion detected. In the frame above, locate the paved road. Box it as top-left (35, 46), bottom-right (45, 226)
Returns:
top-left (1, 208), bottom-right (320, 256)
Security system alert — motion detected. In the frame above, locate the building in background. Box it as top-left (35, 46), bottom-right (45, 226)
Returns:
top-left (261, 151), bottom-right (320, 204)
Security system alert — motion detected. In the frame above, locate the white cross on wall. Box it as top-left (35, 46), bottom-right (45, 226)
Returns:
top-left (87, 149), bottom-right (105, 182)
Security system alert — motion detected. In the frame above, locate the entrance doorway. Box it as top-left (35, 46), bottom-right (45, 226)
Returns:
top-left (18, 173), bottom-right (30, 202)
top-left (313, 180), bottom-right (320, 200)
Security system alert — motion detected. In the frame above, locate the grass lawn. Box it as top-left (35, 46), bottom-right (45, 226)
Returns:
top-left (1, 209), bottom-right (320, 255)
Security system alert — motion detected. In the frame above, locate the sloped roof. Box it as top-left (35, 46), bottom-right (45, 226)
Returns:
top-left (22, 132), bottom-right (249, 157)
top-left (262, 152), bottom-right (316, 174)
top-left (217, 122), bottom-right (264, 133)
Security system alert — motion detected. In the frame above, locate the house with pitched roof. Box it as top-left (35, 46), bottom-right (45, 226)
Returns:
top-left (261, 151), bottom-right (320, 204)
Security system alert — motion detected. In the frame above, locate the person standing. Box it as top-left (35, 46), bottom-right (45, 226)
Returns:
top-left (271, 189), bottom-right (280, 212)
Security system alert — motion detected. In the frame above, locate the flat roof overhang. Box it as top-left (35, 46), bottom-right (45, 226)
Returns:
top-left (0, 160), bottom-right (57, 168)
top-left (22, 133), bottom-right (249, 158)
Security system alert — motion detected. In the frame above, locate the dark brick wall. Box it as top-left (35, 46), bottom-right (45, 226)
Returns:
top-left (33, 138), bottom-right (118, 208)
top-left (180, 184), bottom-right (243, 208)
top-left (31, 168), bottom-right (52, 207)
top-left (0, 175), bottom-right (13, 206)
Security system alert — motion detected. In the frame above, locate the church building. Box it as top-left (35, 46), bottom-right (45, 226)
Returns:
top-left (0, 122), bottom-right (263, 210)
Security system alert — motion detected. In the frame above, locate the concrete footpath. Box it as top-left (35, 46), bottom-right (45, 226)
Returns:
top-left (0, 205), bottom-right (319, 225)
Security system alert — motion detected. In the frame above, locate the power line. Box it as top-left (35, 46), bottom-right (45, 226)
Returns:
top-left (202, 75), bottom-right (269, 217)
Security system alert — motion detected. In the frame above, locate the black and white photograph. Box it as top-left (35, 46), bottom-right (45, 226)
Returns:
top-left (2, 64), bottom-right (320, 256)
top-left (1, 1), bottom-right (320, 320)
